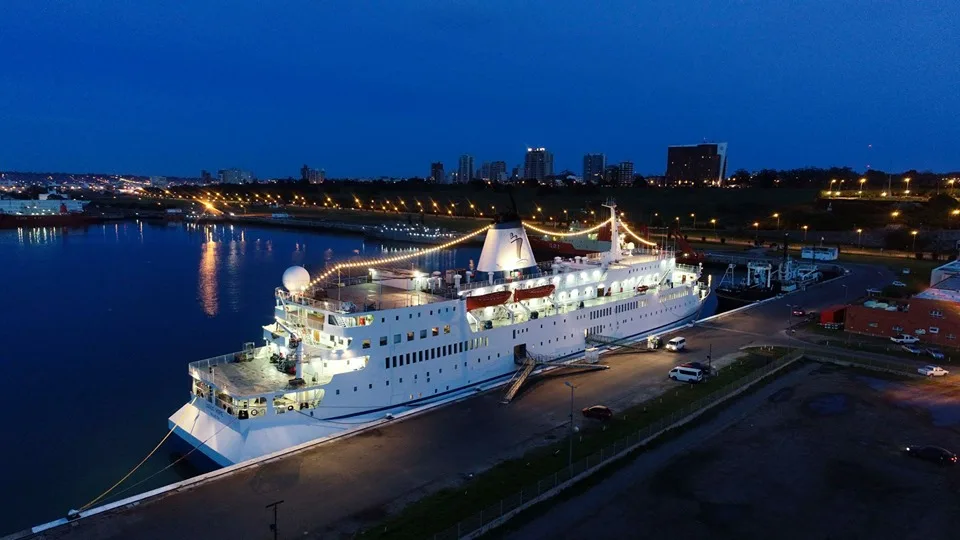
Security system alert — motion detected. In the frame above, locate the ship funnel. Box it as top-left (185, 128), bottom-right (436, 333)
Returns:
top-left (477, 219), bottom-right (537, 274)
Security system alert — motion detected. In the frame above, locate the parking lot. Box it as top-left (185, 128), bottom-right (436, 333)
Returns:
top-left (522, 364), bottom-right (960, 540)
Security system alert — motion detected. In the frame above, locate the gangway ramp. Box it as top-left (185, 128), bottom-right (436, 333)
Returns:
top-left (585, 334), bottom-right (656, 353)
top-left (501, 352), bottom-right (609, 404)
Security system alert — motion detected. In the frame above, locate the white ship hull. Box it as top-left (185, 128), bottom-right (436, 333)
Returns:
top-left (169, 203), bottom-right (709, 467)
top-left (170, 274), bottom-right (705, 466)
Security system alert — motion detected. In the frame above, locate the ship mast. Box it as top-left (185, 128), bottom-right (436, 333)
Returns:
top-left (602, 199), bottom-right (622, 264)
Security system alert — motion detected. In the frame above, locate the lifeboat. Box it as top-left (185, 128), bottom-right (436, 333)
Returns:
top-left (465, 291), bottom-right (512, 311)
top-left (514, 284), bottom-right (556, 302)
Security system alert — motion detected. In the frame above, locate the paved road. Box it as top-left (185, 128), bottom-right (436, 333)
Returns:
top-left (29, 264), bottom-right (892, 540)
top-left (503, 363), bottom-right (822, 540)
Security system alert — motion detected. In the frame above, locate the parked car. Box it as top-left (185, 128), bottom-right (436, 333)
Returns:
top-left (926, 348), bottom-right (945, 360)
top-left (791, 308), bottom-right (806, 317)
top-left (669, 366), bottom-right (704, 383)
top-left (903, 445), bottom-right (957, 465)
top-left (890, 334), bottom-right (920, 344)
top-left (917, 365), bottom-right (949, 377)
top-left (892, 280), bottom-right (907, 287)
top-left (582, 405), bottom-right (614, 420)
top-left (665, 337), bottom-right (687, 351)
top-left (902, 344), bottom-right (923, 355)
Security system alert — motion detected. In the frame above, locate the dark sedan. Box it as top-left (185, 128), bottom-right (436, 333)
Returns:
top-left (582, 405), bottom-right (614, 421)
top-left (904, 445), bottom-right (957, 465)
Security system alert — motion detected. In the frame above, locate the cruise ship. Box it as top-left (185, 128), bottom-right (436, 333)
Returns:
top-left (169, 202), bottom-right (710, 466)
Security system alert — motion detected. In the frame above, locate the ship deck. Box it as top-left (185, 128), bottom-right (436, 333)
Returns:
top-left (207, 355), bottom-right (294, 396)
top-left (323, 281), bottom-right (449, 310)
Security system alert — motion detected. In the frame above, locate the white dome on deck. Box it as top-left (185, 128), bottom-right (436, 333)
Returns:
top-left (282, 266), bottom-right (311, 292)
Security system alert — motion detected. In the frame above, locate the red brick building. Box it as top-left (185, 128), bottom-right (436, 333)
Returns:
top-left (845, 260), bottom-right (960, 346)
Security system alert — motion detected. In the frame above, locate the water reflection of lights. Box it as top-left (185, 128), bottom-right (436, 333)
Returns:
top-left (198, 231), bottom-right (218, 317)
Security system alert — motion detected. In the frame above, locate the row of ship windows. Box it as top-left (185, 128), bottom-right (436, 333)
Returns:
top-left (361, 325), bottom-right (453, 349)
top-left (336, 386), bottom-right (454, 399)
top-left (383, 337), bottom-right (490, 369)
top-left (380, 306), bottom-right (456, 324)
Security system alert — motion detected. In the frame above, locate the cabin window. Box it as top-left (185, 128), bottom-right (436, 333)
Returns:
top-left (432, 327), bottom-right (439, 336)
top-left (406, 353), bottom-right (411, 365)
top-left (419, 351), bottom-right (424, 362)
top-left (362, 339), bottom-right (371, 349)
top-left (353, 386), bottom-right (357, 392)
top-left (386, 380), bottom-right (390, 386)
top-left (394, 334), bottom-right (401, 344)
top-left (407, 331), bottom-right (414, 341)
top-left (380, 336), bottom-right (387, 346)
top-left (420, 329), bottom-right (427, 339)
top-left (368, 384), bottom-right (373, 389)
top-left (444, 325), bottom-right (451, 334)
top-left (392, 356), bottom-right (397, 368)
top-left (385, 357), bottom-right (390, 369)
top-left (930, 327), bottom-right (940, 334)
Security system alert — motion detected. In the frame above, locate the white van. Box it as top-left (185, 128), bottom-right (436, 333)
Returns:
top-left (665, 337), bottom-right (686, 351)
top-left (669, 366), bottom-right (703, 383)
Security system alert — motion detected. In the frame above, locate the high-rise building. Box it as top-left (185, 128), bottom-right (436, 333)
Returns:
top-left (301, 164), bottom-right (324, 184)
top-left (200, 170), bottom-right (213, 184)
top-left (458, 155), bottom-right (474, 183)
top-left (583, 153), bottom-right (606, 184)
top-left (524, 148), bottom-right (553, 181)
top-left (619, 161), bottom-right (634, 187)
top-left (479, 163), bottom-right (490, 181)
top-left (430, 162), bottom-right (445, 183)
top-left (511, 166), bottom-right (521, 181)
top-left (665, 143), bottom-right (728, 185)
top-left (603, 165), bottom-right (621, 186)
top-left (218, 168), bottom-right (253, 184)
top-left (489, 161), bottom-right (507, 183)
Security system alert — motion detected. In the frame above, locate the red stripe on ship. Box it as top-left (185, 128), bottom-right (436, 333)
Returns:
top-left (465, 291), bottom-right (512, 311)
top-left (513, 284), bottom-right (556, 301)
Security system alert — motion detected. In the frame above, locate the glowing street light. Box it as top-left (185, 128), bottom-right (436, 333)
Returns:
top-left (911, 230), bottom-right (919, 251)
top-left (891, 210), bottom-right (900, 218)
top-left (690, 213), bottom-right (697, 229)
top-left (856, 228), bottom-right (863, 247)
top-left (710, 218), bottom-right (717, 238)
top-left (859, 177), bottom-right (866, 197)
top-left (802, 225), bottom-right (808, 242)
top-left (753, 221), bottom-right (759, 241)
top-left (904, 177), bottom-right (911, 195)
top-left (772, 212), bottom-right (780, 230)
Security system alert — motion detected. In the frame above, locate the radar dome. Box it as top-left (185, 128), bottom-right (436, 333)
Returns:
top-left (282, 266), bottom-right (311, 292)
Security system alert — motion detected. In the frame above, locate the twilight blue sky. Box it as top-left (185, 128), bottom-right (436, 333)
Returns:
top-left (1, 0), bottom-right (958, 178)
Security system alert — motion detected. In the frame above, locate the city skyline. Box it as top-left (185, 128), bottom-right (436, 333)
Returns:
top-left (1, 1), bottom-right (958, 178)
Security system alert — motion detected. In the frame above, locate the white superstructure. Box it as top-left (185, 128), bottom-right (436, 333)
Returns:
top-left (169, 203), bottom-right (710, 466)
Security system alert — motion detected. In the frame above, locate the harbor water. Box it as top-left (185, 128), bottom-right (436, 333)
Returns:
top-left (0, 221), bottom-right (718, 533)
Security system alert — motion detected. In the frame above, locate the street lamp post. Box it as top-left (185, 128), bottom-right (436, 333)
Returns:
top-left (773, 213), bottom-right (780, 230)
top-left (710, 218), bottom-right (717, 239)
top-left (802, 225), bottom-right (808, 242)
top-left (564, 381), bottom-right (576, 470)
top-left (841, 284), bottom-right (848, 305)
top-left (856, 228), bottom-right (863, 247)
top-left (753, 222), bottom-right (759, 242)
top-left (911, 230), bottom-right (919, 251)
top-left (859, 178), bottom-right (866, 197)
top-left (904, 177), bottom-right (911, 195)
top-left (691, 213), bottom-right (697, 229)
